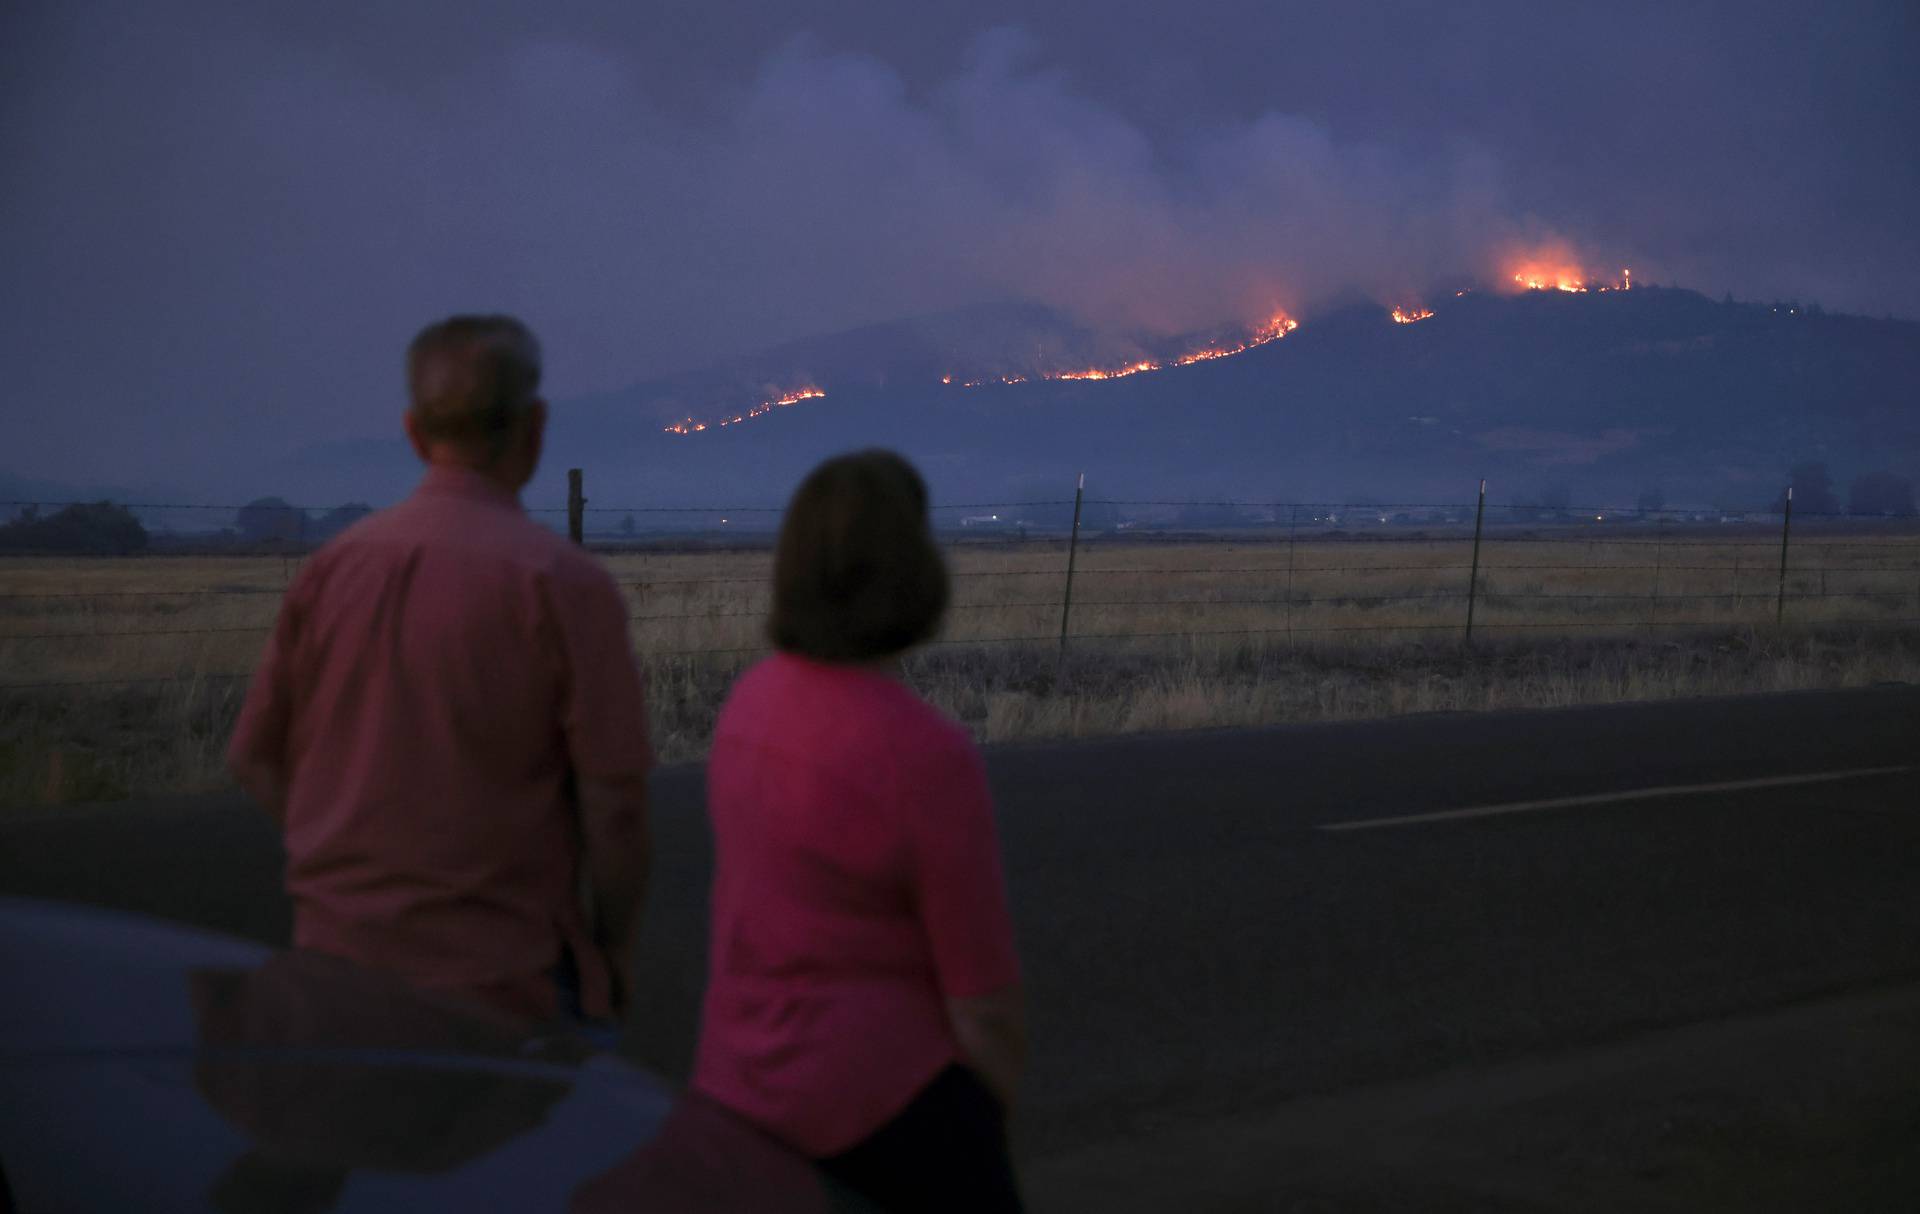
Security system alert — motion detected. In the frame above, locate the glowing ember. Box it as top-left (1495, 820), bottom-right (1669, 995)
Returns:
top-left (1390, 307), bottom-right (1434, 324)
top-left (664, 386), bottom-right (825, 435)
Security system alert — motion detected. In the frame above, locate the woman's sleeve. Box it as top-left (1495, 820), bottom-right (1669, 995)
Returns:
top-left (906, 737), bottom-right (1022, 998)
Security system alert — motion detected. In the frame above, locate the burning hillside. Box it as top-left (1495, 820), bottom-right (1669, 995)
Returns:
top-left (657, 255), bottom-right (1639, 436)
top-left (1503, 251), bottom-right (1632, 295)
top-left (551, 283), bottom-right (1920, 516)
top-left (662, 312), bottom-right (1301, 432)
top-left (663, 387), bottom-right (825, 435)
top-left (956, 313), bottom-right (1299, 388)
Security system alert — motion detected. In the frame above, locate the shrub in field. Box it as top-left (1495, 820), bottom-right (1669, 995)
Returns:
top-left (0, 502), bottom-right (148, 554)
top-left (234, 497), bottom-right (308, 545)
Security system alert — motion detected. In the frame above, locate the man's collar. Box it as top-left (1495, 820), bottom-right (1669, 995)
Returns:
top-left (417, 462), bottom-right (524, 510)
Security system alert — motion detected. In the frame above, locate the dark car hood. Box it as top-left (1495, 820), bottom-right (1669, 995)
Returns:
top-left (0, 898), bottom-right (847, 1213)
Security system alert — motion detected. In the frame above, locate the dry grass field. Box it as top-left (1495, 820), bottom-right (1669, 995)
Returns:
top-left (4, 524), bottom-right (1918, 806)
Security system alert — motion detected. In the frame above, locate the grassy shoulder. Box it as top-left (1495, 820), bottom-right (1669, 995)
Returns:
top-left (7, 626), bottom-right (1916, 807)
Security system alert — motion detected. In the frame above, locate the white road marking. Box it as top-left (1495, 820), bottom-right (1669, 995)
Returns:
top-left (1319, 766), bottom-right (1917, 832)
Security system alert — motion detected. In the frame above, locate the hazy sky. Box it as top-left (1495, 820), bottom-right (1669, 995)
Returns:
top-left (4, 1), bottom-right (1917, 488)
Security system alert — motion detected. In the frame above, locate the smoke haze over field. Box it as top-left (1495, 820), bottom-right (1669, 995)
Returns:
top-left (3, 1), bottom-right (1917, 491)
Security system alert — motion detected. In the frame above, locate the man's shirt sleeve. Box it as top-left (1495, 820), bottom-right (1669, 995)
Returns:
top-left (226, 570), bottom-right (304, 778)
top-left (551, 562), bottom-right (652, 783)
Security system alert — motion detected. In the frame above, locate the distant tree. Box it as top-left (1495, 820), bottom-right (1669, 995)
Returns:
top-left (234, 497), bottom-right (309, 545)
top-left (617, 514), bottom-right (637, 537)
top-left (1848, 471), bottom-right (1916, 517)
top-left (0, 502), bottom-right (148, 554)
top-left (310, 503), bottom-right (374, 542)
top-left (1772, 462), bottom-right (1840, 515)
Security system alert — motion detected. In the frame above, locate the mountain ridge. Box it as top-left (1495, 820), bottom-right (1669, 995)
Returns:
top-left (538, 286), bottom-right (1920, 509)
top-left (14, 288), bottom-right (1914, 515)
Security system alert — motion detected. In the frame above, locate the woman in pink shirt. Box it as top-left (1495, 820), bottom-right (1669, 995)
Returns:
top-left (693, 450), bottom-right (1026, 1212)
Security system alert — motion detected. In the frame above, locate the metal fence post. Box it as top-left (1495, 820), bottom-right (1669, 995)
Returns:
top-left (1648, 513), bottom-right (1665, 633)
top-left (1057, 473), bottom-right (1085, 656)
top-left (567, 468), bottom-right (586, 546)
top-left (1285, 504), bottom-right (1297, 650)
top-left (1464, 479), bottom-right (1487, 645)
top-left (1775, 486), bottom-right (1793, 625)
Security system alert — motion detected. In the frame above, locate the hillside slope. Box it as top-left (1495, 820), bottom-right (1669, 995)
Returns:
top-left (290, 288), bottom-right (1920, 511)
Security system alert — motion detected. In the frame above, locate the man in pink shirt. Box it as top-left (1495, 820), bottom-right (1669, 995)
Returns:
top-left (227, 315), bottom-right (651, 1024)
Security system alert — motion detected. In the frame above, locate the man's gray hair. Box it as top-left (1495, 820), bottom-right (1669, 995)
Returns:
top-left (406, 315), bottom-right (543, 448)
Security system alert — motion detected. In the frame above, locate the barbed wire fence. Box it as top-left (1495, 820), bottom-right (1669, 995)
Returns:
top-left (3, 474), bottom-right (1920, 696)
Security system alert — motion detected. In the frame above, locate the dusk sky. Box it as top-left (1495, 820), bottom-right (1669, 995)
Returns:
top-left (4, 0), bottom-right (1916, 491)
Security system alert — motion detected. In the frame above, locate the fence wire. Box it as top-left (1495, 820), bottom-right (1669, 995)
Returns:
top-left (5, 495), bottom-right (1919, 692)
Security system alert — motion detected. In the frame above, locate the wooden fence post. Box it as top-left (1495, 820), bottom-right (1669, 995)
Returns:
top-left (1464, 479), bottom-right (1487, 645)
top-left (568, 468), bottom-right (586, 546)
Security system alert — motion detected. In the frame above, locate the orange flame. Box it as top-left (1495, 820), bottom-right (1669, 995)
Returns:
top-left (1507, 267), bottom-right (1633, 294)
top-left (1511, 268), bottom-right (1589, 293)
top-left (1390, 307), bottom-right (1434, 324)
top-left (1503, 245), bottom-right (1633, 296)
top-left (965, 313), bottom-right (1297, 387)
top-left (665, 386), bottom-right (825, 435)
top-left (1049, 360), bottom-right (1158, 382)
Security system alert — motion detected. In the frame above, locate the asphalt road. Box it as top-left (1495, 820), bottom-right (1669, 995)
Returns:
top-left (4, 685), bottom-right (1918, 1206)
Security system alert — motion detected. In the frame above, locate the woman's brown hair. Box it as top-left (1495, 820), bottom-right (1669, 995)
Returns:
top-left (769, 450), bottom-right (950, 662)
